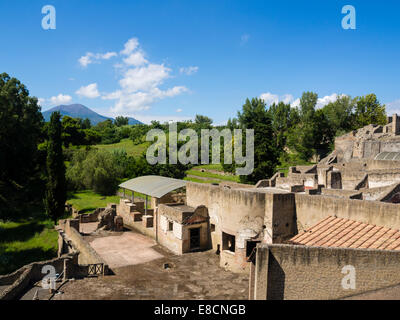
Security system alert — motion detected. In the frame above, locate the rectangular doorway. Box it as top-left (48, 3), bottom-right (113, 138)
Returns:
top-left (190, 227), bottom-right (201, 250)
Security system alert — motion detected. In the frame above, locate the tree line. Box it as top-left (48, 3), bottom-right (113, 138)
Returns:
top-left (0, 73), bottom-right (387, 222)
top-left (223, 92), bottom-right (386, 183)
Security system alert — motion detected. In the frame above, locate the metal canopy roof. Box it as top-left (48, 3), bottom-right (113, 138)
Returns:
top-left (119, 175), bottom-right (187, 198)
top-left (375, 152), bottom-right (400, 161)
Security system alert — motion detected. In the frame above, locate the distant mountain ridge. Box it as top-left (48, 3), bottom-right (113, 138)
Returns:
top-left (41, 104), bottom-right (142, 125)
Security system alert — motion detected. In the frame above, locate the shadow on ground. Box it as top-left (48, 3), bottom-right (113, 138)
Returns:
top-left (0, 222), bottom-right (46, 243)
top-left (0, 247), bottom-right (57, 275)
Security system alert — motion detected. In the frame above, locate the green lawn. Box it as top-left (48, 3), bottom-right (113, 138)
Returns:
top-left (67, 190), bottom-right (121, 213)
top-left (0, 217), bottom-right (58, 275)
top-left (95, 139), bottom-right (149, 158)
top-left (194, 163), bottom-right (224, 171)
top-left (184, 177), bottom-right (221, 184)
top-left (186, 168), bottom-right (240, 182)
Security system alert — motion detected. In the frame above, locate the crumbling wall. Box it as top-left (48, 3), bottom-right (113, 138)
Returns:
top-left (368, 170), bottom-right (400, 188)
top-left (294, 194), bottom-right (400, 232)
top-left (61, 219), bottom-right (107, 267)
top-left (321, 188), bottom-right (362, 199)
top-left (186, 183), bottom-right (266, 242)
top-left (0, 254), bottom-right (76, 300)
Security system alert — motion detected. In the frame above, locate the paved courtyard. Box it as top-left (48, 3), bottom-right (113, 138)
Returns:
top-left (53, 230), bottom-right (249, 300)
top-left (89, 232), bottom-right (163, 268)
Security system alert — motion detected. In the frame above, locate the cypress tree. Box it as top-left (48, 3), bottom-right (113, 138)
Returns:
top-left (44, 111), bottom-right (66, 223)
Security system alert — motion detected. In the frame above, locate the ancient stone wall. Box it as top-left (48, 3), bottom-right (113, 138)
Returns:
top-left (62, 220), bottom-right (107, 267)
top-left (294, 194), bottom-right (400, 232)
top-left (186, 183), bottom-right (266, 239)
top-left (253, 244), bottom-right (400, 300)
top-left (0, 254), bottom-right (76, 300)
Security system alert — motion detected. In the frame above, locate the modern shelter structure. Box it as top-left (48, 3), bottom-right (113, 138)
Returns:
top-left (119, 175), bottom-right (187, 214)
top-left (117, 176), bottom-right (210, 255)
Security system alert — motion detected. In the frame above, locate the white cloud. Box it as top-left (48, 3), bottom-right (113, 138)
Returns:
top-left (121, 38), bottom-right (139, 55)
top-left (76, 37), bottom-right (188, 114)
top-left (179, 66), bottom-right (199, 75)
top-left (176, 108), bottom-right (183, 113)
top-left (259, 92), bottom-right (347, 109)
top-left (123, 51), bottom-right (148, 66)
top-left (128, 114), bottom-right (192, 125)
top-left (260, 92), bottom-right (280, 105)
top-left (316, 93), bottom-right (344, 108)
top-left (102, 90), bottom-right (122, 100)
top-left (291, 98), bottom-right (300, 108)
top-left (101, 52), bottom-right (117, 60)
top-left (282, 94), bottom-right (294, 104)
top-left (50, 94), bottom-right (72, 105)
top-left (78, 51), bottom-right (117, 67)
top-left (385, 99), bottom-right (400, 115)
top-left (260, 92), bottom-right (300, 107)
top-left (119, 64), bottom-right (171, 92)
top-left (75, 83), bottom-right (100, 99)
top-left (108, 86), bottom-right (187, 114)
top-left (38, 98), bottom-right (46, 106)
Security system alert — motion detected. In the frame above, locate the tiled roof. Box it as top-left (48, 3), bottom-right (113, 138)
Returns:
top-left (289, 216), bottom-right (400, 250)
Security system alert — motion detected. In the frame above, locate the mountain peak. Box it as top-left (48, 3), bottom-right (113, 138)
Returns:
top-left (42, 104), bottom-right (142, 125)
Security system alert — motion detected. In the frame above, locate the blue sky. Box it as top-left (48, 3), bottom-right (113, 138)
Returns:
top-left (1, 0), bottom-right (400, 124)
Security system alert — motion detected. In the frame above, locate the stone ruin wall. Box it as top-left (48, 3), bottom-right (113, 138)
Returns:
top-left (253, 244), bottom-right (400, 300)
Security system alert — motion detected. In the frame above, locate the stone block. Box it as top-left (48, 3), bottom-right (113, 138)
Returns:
top-left (142, 215), bottom-right (153, 228)
top-left (133, 211), bottom-right (143, 222)
top-left (114, 216), bottom-right (124, 231)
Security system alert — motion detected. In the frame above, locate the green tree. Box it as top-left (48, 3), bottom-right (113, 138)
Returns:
top-left (285, 91), bottom-right (335, 161)
top-left (286, 92), bottom-right (319, 161)
top-left (322, 95), bottom-right (356, 136)
top-left (81, 118), bottom-right (91, 129)
top-left (236, 98), bottom-right (280, 184)
top-left (66, 149), bottom-right (124, 195)
top-left (354, 94), bottom-right (387, 128)
top-left (83, 128), bottom-right (102, 145)
top-left (268, 101), bottom-right (298, 152)
top-left (115, 116), bottom-right (129, 127)
top-left (299, 91), bottom-right (318, 122)
top-left (44, 112), bottom-right (67, 223)
top-left (194, 114), bottom-right (213, 130)
top-left (61, 116), bottom-right (85, 147)
top-left (0, 73), bottom-right (44, 219)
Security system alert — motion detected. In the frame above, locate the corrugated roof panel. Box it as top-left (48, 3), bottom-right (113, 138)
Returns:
top-left (119, 175), bottom-right (187, 198)
top-left (375, 152), bottom-right (400, 160)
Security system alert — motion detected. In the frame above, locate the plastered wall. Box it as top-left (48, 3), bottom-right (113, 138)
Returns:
top-left (253, 244), bottom-right (400, 300)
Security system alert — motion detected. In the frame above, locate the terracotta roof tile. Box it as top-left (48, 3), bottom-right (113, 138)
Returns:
top-left (288, 216), bottom-right (400, 251)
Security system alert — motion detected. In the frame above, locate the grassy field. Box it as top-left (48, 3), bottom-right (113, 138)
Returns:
top-left (95, 139), bottom-right (149, 158)
top-left (194, 163), bottom-right (224, 171)
top-left (183, 176), bottom-right (221, 184)
top-left (184, 162), bottom-right (241, 184)
top-left (186, 168), bottom-right (240, 182)
top-left (67, 190), bottom-right (121, 213)
top-left (0, 215), bottom-right (58, 275)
